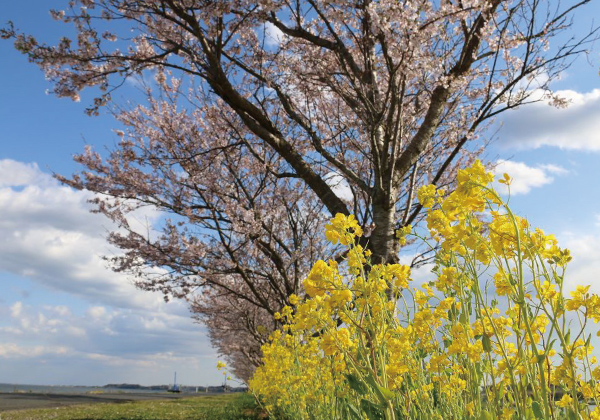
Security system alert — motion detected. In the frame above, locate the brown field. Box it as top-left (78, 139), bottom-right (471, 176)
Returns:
top-left (0, 391), bottom-right (222, 412)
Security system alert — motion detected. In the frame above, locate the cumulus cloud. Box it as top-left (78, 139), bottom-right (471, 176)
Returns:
top-left (0, 160), bottom-right (226, 385)
top-left (1, 300), bottom-right (210, 357)
top-left (0, 159), bottom-right (166, 310)
top-left (492, 159), bottom-right (568, 195)
top-left (0, 160), bottom-right (51, 188)
top-left (0, 343), bottom-right (69, 358)
top-left (497, 89), bottom-right (600, 151)
top-left (0, 345), bottom-right (221, 386)
top-left (560, 232), bottom-right (600, 291)
top-left (0, 299), bottom-right (222, 385)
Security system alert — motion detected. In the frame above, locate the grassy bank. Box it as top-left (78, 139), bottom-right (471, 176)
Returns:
top-left (2, 393), bottom-right (264, 420)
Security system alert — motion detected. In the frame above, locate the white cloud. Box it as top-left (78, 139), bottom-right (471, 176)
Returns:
top-left (492, 159), bottom-right (567, 195)
top-left (0, 298), bottom-right (223, 385)
top-left (87, 306), bottom-right (107, 320)
top-left (559, 233), bottom-right (600, 298)
top-left (43, 305), bottom-right (71, 317)
top-left (498, 89), bottom-right (600, 151)
top-left (0, 160), bottom-right (227, 385)
top-left (263, 22), bottom-right (284, 47)
top-left (0, 160), bottom-right (51, 188)
top-left (324, 172), bottom-right (354, 202)
top-left (0, 343), bottom-right (69, 358)
top-left (538, 164), bottom-right (569, 175)
top-left (85, 352), bottom-right (156, 367)
top-left (0, 348), bottom-right (221, 386)
top-left (10, 301), bottom-right (22, 318)
top-left (1, 300), bottom-right (206, 356)
top-left (0, 160), bottom-right (165, 310)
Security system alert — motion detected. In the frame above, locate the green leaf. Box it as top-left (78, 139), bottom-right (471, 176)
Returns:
top-left (547, 339), bottom-right (556, 353)
top-left (346, 373), bottom-right (369, 396)
top-left (365, 375), bottom-right (395, 403)
top-left (482, 335), bottom-right (492, 352)
top-left (497, 382), bottom-right (505, 400)
top-left (531, 401), bottom-right (544, 419)
top-left (586, 333), bottom-right (592, 348)
top-left (474, 362), bottom-right (483, 380)
top-left (536, 353), bottom-right (546, 364)
top-left (377, 385), bottom-right (395, 401)
top-left (360, 399), bottom-right (385, 420)
top-left (449, 304), bottom-right (457, 321)
top-left (346, 402), bottom-right (363, 420)
top-left (567, 408), bottom-right (578, 420)
top-left (478, 411), bottom-right (493, 420)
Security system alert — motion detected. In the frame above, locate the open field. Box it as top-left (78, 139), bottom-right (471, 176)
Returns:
top-left (0, 392), bottom-right (263, 420)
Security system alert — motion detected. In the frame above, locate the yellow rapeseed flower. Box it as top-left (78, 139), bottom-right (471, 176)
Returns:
top-left (324, 213), bottom-right (363, 245)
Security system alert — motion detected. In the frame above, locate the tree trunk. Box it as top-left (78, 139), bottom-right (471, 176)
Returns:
top-left (370, 193), bottom-right (399, 266)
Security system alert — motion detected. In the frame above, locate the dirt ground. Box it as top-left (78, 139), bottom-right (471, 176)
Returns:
top-left (0, 391), bottom-right (213, 412)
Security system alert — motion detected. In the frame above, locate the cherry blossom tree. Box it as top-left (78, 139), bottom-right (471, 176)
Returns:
top-left (3, 0), bottom-right (595, 379)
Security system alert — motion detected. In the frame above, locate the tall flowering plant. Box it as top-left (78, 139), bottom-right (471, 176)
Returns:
top-left (250, 161), bottom-right (600, 420)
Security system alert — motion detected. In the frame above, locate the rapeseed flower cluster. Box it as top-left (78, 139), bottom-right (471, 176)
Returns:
top-left (250, 161), bottom-right (600, 420)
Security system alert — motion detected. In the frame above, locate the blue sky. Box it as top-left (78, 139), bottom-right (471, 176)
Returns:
top-left (1, 1), bottom-right (600, 386)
